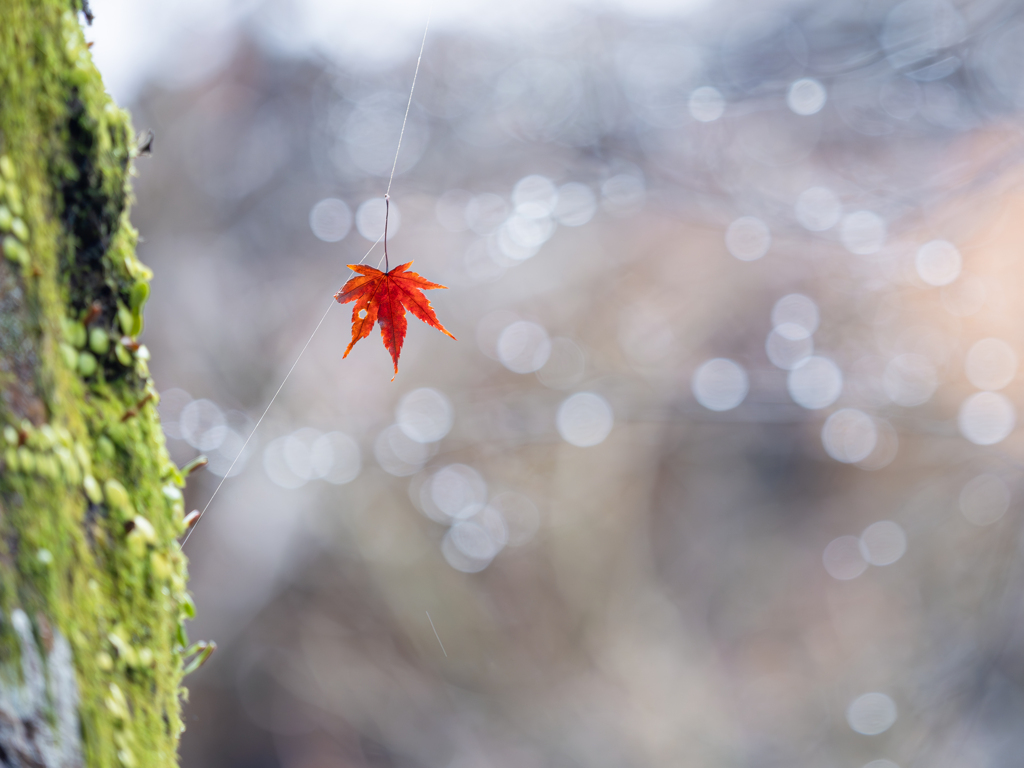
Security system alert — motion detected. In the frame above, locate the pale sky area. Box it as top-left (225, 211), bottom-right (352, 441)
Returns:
top-left (86, 0), bottom-right (713, 104)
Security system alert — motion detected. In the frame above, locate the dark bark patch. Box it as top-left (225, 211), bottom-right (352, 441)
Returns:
top-left (57, 89), bottom-right (131, 383)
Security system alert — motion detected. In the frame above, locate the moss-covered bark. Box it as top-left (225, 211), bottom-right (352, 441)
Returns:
top-left (0, 2), bottom-right (192, 766)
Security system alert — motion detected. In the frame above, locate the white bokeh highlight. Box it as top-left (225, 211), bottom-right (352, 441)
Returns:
top-left (965, 338), bottom-right (1017, 391)
top-left (860, 521), bottom-right (907, 566)
top-left (689, 86), bottom-right (725, 122)
top-left (823, 535), bottom-right (868, 580)
top-left (512, 175), bottom-right (557, 218)
top-left (916, 240), bottom-right (961, 286)
top-left (958, 392), bottom-right (1015, 445)
top-left (772, 294), bottom-right (820, 333)
top-left (498, 321), bottom-right (552, 373)
top-left (787, 78), bottom-right (827, 115)
top-left (180, 398), bottom-right (227, 451)
top-left (726, 216), bottom-right (771, 261)
top-left (795, 187), bottom-right (841, 231)
top-left (846, 693), bottom-right (897, 735)
top-left (823, 409), bottom-right (877, 463)
top-left (263, 428), bottom-right (361, 488)
top-left (552, 183), bottom-right (596, 227)
top-left (766, 326), bottom-right (813, 370)
top-left (490, 491), bottom-right (541, 546)
top-left (309, 198), bottom-right (352, 242)
top-left (601, 174), bottom-right (646, 216)
top-left (788, 356), bottom-right (843, 409)
top-left (429, 464), bottom-right (487, 520)
top-left (557, 392), bottom-right (614, 447)
top-left (396, 388), bottom-right (453, 443)
top-left (692, 358), bottom-right (749, 411)
top-left (374, 424), bottom-right (431, 476)
top-left (840, 211), bottom-right (886, 255)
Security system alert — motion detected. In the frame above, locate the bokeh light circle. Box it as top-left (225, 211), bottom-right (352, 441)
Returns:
top-left (448, 521), bottom-right (500, 560)
top-left (431, 464), bottom-right (488, 520)
top-left (309, 198), bottom-right (352, 242)
top-left (180, 399), bottom-right (227, 451)
top-left (846, 693), bottom-right (897, 735)
top-left (396, 388), bottom-right (453, 443)
top-left (497, 226), bottom-right (539, 261)
top-left (442, 527), bottom-right (494, 573)
top-left (553, 183), bottom-right (596, 226)
top-left (205, 411), bottom-right (255, 478)
top-left (823, 535), bottom-right (868, 580)
top-left (158, 388), bottom-right (192, 440)
top-left (512, 175), bottom-right (557, 218)
top-left (882, 353), bottom-right (937, 407)
top-left (692, 358), bottom-right (749, 411)
top-left (726, 216), bottom-right (771, 261)
top-left (310, 432), bottom-right (361, 485)
top-left (772, 293), bottom-right (820, 333)
top-left (512, 175), bottom-right (561, 219)
top-left (503, 214), bottom-right (555, 251)
top-left (822, 409), bottom-right (877, 463)
top-left (490, 491), bottom-right (541, 546)
top-left (374, 424), bottom-right (431, 476)
top-left (472, 505), bottom-right (509, 550)
top-left (689, 86), bottom-right (725, 122)
top-left (840, 211), bottom-right (886, 255)
top-left (915, 240), bottom-right (961, 286)
top-left (498, 321), bottom-right (552, 373)
top-left (787, 78), bottom-right (827, 115)
top-left (856, 419), bottom-right (899, 471)
top-left (958, 392), bottom-right (1015, 445)
top-left (959, 474), bottom-right (1010, 526)
top-left (795, 187), bottom-right (841, 231)
top-left (556, 392), bottom-right (614, 447)
top-left (601, 174), bottom-right (646, 215)
top-left (263, 435), bottom-right (306, 490)
top-left (476, 310), bottom-right (519, 360)
top-left (285, 429), bottom-right (318, 483)
top-left (766, 325), bottom-right (813, 370)
top-left (788, 356), bottom-right (843, 409)
top-left (965, 338), bottom-right (1017, 391)
top-left (859, 521), bottom-right (907, 566)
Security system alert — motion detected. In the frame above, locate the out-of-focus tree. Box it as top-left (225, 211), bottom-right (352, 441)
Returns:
top-left (0, 2), bottom-right (191, 766)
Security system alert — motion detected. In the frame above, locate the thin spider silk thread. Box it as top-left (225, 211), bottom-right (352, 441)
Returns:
top-left (180, 19), bottom-right (431, 549)
top-left (386, 17), bottom-right (429, 199)
top-left (373, 16), bottom-right (430, 272)
top-left (426, 611), bottom-right (447, 657)
top-left (178, 241), bottom-right (376, 549)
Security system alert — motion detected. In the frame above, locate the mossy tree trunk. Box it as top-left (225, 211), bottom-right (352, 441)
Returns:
top-left (0, 2), bottom-right (192, 766)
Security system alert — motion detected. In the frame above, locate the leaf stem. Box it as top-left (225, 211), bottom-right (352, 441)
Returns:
top-left (383, 194), bottom-right (390, 273)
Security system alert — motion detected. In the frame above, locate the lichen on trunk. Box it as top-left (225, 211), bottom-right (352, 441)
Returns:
top-left (0, 2), bottom-right (192, 766)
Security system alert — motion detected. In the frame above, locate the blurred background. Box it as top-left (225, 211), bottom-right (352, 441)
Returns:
top-left (85, 0), bottom-right (1024, 765)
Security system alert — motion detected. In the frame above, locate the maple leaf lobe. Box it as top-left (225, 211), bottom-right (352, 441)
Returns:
top-left (334, 260), bottom-right (455, 378)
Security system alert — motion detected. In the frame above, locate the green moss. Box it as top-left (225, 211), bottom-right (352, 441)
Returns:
top-left (0, 3), bottom-right (191, 766)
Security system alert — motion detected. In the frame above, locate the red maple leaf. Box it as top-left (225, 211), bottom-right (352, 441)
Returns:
top-left (335, 261), bottom-right (456, 378)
